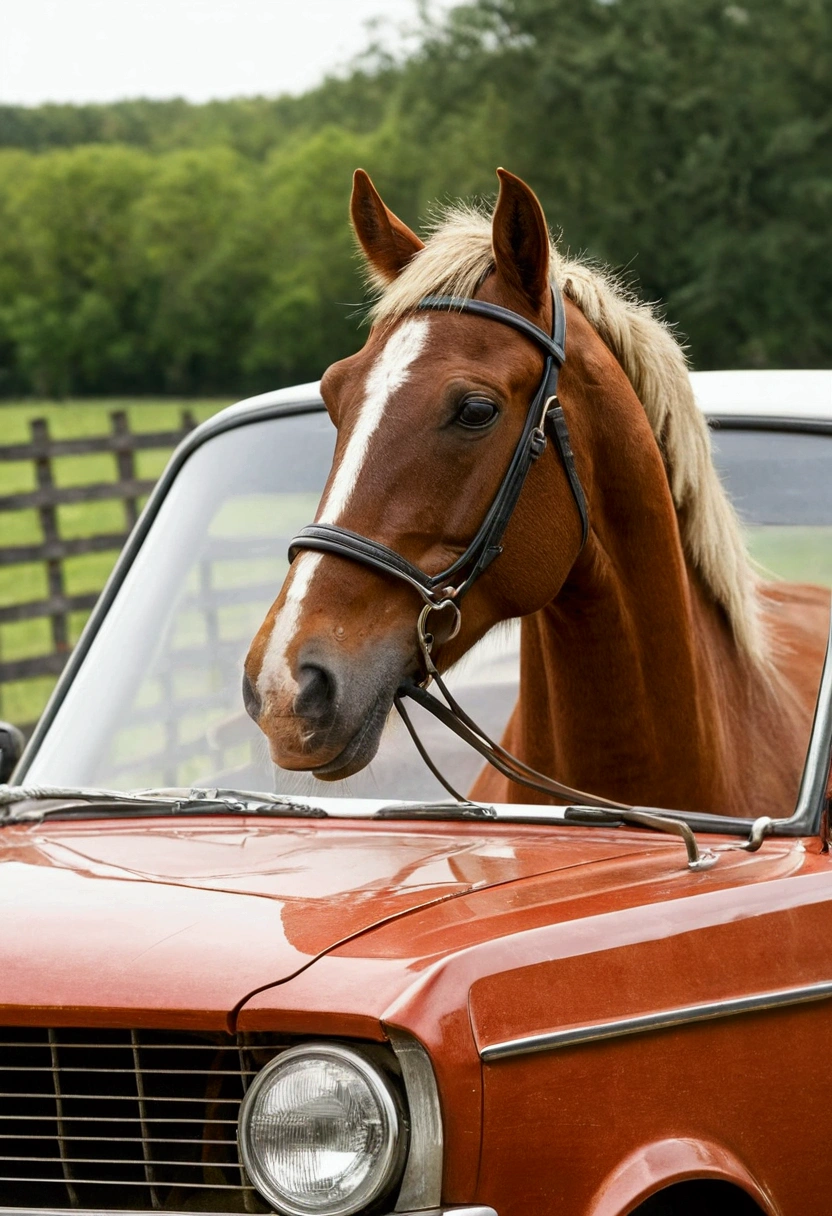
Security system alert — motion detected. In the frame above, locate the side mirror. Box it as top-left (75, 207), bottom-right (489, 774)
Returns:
top-left (0, 723), bottom-right (25, 783)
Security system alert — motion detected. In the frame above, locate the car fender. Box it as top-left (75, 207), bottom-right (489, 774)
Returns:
top-left (585, 1137), bottom-right (776, 1216)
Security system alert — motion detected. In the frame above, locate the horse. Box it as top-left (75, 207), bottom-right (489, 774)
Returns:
top-left (243, 168), bottom-right (829, 818)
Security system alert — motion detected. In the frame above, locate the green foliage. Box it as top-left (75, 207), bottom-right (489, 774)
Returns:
top-left (0, 72), bottom-right (398, 159)
top-left (241, 128), bottom-right (376, 385)
top-left (0, 0), bottom-right (828, 396)
top-left (392, 0), bottom-right (832, 367)
top-left (0, 146), bottom-right (152, 395)
top-left (132, 147), bottom-right (261, 391)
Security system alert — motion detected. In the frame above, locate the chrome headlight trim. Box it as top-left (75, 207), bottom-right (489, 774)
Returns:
top-left (388, 1031), bottom-right (443, 1211)
top-left (238, 1042), bottom-right (402, 1216)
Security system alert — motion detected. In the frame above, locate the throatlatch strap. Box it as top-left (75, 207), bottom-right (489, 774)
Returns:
top-left (545, 404), bottom-right (589, 551)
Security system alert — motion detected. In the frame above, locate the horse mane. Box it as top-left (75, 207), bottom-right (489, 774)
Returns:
top-left (367, 205), bottom-right (765, 664)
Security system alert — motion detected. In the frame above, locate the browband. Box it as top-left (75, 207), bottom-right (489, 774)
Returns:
top-left (418, 294), bottom-right (567, 363)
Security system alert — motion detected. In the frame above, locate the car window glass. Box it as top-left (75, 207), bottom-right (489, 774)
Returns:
top-left (711, 429), bottom-right (832, 588)
top-left (27, 411), bottom-right (832, 808)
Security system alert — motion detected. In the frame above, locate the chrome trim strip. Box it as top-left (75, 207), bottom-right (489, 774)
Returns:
top-left (480, 979), bottom-right (832, 1062)
top-left (388, 1030), bottom-right (444, 1211)
top-left (394, 1209), bottom-right (497, 1216)
top-left (790, 607), bottom-right (832, 832)
top-left (0, 1210), bottom-right (496, 1216)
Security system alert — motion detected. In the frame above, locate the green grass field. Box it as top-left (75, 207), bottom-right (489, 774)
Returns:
top-left (748, 527), bottom-right (832, 590)
top-left (0, 399), bottom-right (230, 726)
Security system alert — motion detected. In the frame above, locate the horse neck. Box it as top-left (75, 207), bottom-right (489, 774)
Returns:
top-left (517, 560), bottom-right (740, 814)
top-left (512, 346), bottom-right (759, 814)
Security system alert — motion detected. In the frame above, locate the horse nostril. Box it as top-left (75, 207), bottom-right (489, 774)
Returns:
top-left (295, 662), bottom-right (337, 722)
top-left (242, 669), bottom-right (262, 721)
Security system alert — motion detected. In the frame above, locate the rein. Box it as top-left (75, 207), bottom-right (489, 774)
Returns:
top-left (288, 286), bottom-right (627, 812)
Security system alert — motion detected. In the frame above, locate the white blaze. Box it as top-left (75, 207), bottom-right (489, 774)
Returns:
top-left (257, 316), bottom-right (430, 699)
top-left (319, 317), bottom-right (430, 523)
top-left (257, 551), bottom-right (322, 699)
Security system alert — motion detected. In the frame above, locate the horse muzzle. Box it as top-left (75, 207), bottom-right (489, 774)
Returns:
top-left (244, 639), bottom-right (409, 780)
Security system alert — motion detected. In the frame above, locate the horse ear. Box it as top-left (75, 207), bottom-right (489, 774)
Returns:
top-left (492, 168), bottom-right (550, 310)
top-left (350, 169), bottom-right (424, 285)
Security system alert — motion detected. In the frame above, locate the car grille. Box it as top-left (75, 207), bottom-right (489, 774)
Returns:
top-left (0, 1027), bottom-right (288, 1211)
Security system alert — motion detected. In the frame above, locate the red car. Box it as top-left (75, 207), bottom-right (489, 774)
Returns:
top-left (0, 369), bottom-right (830, 1216)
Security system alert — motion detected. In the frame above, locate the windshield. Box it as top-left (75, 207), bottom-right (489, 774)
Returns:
top-left (24, 408), bottom-right (832, 807)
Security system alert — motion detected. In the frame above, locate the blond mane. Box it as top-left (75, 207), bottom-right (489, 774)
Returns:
top-left (368, 205), bottom-right (764, 663)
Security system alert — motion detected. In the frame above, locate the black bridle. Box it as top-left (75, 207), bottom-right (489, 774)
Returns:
top-left (290, 286), bottom-right (587, 613)
top-left (287, 286), bottom-right (629, 811)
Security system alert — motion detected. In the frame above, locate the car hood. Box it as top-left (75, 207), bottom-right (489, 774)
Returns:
top-left (0, 814), bottom-right (657, 1024)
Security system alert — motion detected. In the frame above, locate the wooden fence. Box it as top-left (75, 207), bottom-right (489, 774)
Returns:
top-left (0, 409), bottom-right (196, 733)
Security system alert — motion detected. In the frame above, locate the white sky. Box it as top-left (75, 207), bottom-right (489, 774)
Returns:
top-left (0, 0), bottom-right (460, 106)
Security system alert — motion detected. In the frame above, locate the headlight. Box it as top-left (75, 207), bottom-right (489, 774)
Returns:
top-left (238, 1043), bottom-right (403, 1216)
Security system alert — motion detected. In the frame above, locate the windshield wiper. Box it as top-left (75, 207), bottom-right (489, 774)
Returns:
top-left (564, 806), bottom-right (718, 870)
top-left (375, 800), bottom-right (498, 821)
top-left (0, 785), bottom-right (328, 825)
top-left (374, 801), bottom-right (720, 869)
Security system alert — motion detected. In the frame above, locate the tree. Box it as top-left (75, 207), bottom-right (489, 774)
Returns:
top-left (0, 0), bottom-right (828, 394)
top-left (0, 146), bottom-right (151, 395)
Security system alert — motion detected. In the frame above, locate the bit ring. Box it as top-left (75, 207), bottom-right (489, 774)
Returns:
top-left (417, 599), bottom-right (462, 679)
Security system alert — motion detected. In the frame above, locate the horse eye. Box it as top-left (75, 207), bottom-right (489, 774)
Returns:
top-left (457, 397), bottom-right (498, 429)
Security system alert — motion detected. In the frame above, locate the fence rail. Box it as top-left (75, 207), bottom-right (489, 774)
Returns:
top-left (0, 408), bottom-right (196, 732)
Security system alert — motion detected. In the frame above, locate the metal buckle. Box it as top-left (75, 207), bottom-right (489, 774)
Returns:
top-left (417, 598), bottom-right (462, 684)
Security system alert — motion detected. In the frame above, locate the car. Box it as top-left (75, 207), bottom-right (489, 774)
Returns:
top-left (0, 367), bottom-right (830, 1216)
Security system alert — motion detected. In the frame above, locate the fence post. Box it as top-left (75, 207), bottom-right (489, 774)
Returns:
top-left (1, 406), bottom-right (205, 735)
top-left (110, 410), bottom-right (139, 530)
top-left (31, 418), bottom-right (69, 656)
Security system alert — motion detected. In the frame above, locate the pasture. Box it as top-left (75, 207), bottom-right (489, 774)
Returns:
top-left (0, 399), bottom-right (227, 728)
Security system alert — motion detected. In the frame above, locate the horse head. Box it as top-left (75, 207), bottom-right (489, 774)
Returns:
top-left (243, 169), bottom-right (590, 780)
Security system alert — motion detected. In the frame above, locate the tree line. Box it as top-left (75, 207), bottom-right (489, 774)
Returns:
top-left (0, 0), bottom-right (828, 398)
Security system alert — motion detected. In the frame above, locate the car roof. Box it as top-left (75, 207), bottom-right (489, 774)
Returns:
top-left (688, 369), bottom-right (832, 421)
top-left (214, 369), bottom-right (832, 429)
